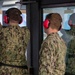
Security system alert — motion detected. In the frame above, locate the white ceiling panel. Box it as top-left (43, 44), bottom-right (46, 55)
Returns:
top-left (1, 0), bottom-right (21, 10)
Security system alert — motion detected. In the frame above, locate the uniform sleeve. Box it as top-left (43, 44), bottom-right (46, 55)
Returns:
top-left (26, 28), bottom-right (30, 43)
top-left (0, 28), bottom-right (4, 61)
top-left (53, 44), bottom-right (66, 75)
top-left (39, 41), bottom-right (54, 75)
top-left (24, 27), bottom-right (30, 46)
top-left (39, 40), bottom-right (66, 75)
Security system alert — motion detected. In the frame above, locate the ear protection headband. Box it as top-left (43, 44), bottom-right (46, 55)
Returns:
top-left (58, 25), bottom-right (62, 31)
top-left (19, 15), bottom-right (23, 24)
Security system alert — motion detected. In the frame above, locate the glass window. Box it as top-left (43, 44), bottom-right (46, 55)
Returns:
top-left (43, 6), bottom-right (75, 39)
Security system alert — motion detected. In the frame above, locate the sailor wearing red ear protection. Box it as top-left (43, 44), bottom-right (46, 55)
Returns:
top-left (65, 13), bottom-right (75, 74)
top-left (0, 7), bottom-right (30, 75)
top-left (39, 13), bottom-right (67, 75)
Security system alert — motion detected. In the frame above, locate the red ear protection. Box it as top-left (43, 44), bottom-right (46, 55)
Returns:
top-left (43, 19), bottom-right (50, 29)
top-left (43, 19), bottom-right (62, 30)
top-left (58, 25), bottom-right (62, 31)
top-left (19, 15), bottom-right (23, 24)
top-left (4, 15), bottom-right (9, 24)
top-left (4, 15), bottom-right (23, 24)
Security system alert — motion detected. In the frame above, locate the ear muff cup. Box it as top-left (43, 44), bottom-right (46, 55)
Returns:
top-left (58, 25), bottom-right (62, 31)
top-left (19, 15), bottom-right (23, 24)
top-left (4, 15), bottom-right (23, 24)
top-left (43, 19), bottom-right (62, 30)
top-left (4, 15), bottom-right (9, 24)
top-left (43, 19), bottom-right (50, 29)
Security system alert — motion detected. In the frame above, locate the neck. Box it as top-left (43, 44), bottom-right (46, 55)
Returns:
top-left (8, 20), bottom-right (18, 26)
top-left (47, 28), bottom-right (58, 35)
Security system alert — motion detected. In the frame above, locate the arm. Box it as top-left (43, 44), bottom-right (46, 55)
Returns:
top-left (23, 27), bottom-right (30, 46)
top-left (39, 41), bottom-right (53, 75)
top-left (53, 47), bottom-right (66, 75)
top-left (25, 27), bottom-right (30, 44)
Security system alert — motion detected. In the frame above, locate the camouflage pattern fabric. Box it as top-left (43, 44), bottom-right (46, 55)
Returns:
top-left (0, 25), bottom-right (30, 75)
top-left (39, 33), bottom-right (67, 75)
top-left (65, 26), bottom-right (75, 74)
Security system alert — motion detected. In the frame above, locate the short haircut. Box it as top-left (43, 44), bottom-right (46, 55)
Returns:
top-left (6, 8), bottom-right (22, 23)
top-left (46, 13), bottom-right (62, 30)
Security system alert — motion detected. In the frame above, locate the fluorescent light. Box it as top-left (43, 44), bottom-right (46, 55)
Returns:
top-left (3, 1), bottom-right (17, 6)
top-left (2, 0), bottom-right (21, 10)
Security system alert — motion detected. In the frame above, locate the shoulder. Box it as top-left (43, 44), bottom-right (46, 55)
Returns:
top-left (43, 33), bottom-right (66, 47)
top-left (0, 26), bottom-right (8, 31)
top-left (21, 26), bottom-right (30, 38)
top-left (21, 26), bottom-right (30, 32)
top-left (43, 33), bottom-right (58, 44)
top-left (41, 35), bottom-right (53, 49)
top-left (21, 26), bottom-right (29, 29)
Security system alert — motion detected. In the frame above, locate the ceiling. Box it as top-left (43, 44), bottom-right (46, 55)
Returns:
top-left (0, 0), bottom-right (26, 10)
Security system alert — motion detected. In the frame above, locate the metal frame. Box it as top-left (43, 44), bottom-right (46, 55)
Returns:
top-left (41, 3), bottom-right (75, 8)
top-left (26, 2), bottom-right (43, 75)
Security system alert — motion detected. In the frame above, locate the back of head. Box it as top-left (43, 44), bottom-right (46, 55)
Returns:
top-left (68, 13), bottom-right (75, 26)
top-left (46, 13), bottom-right (62, 30)
top-left (6, 8), bottom-right (22, 24)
